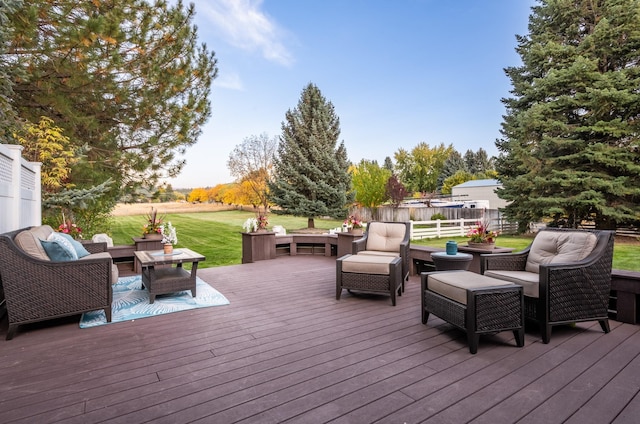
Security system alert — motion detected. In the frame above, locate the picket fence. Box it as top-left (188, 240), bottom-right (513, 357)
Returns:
top-left (410, 218), bottom-right (479, 240)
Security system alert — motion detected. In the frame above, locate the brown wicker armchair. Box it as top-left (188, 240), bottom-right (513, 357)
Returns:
top-left (481, 228), bottom-right (614, 343)
top-left (352, 221), bottom-right (411, 283)
top-left (0, 226), bottom-right (114, 340)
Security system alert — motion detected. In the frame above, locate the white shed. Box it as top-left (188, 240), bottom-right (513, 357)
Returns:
top-left (451, 179), bottom-right (509, 209)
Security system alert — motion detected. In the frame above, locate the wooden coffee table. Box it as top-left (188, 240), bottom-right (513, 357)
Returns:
top-left (134, 248), bottom-right (205, 303)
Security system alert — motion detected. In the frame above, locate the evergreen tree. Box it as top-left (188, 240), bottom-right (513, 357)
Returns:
top-left (269, 83), bottom-right (353, 228)
top-left (437, 150), bottom-right (467, 189)
top-left (473, 148), bottom-right (494, 174)
top-left (497, 0), bottom-right (640, 230)
top-left (0, 0), bottom-right (22, 139)
top-left (463, 149), bottom-right (477, 174)
top-left (383, 156), bottom-right (394, 172)
top-left (4, 0), bottom-right (217, 200)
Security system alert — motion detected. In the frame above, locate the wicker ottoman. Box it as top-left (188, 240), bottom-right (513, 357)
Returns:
top-left (421, 270), bottom-right (524, 354)
top-left (337, 254), bottom-right (403, 306)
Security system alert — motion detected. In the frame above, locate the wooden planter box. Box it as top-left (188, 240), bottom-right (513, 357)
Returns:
top-left (242, 231), bottom-right (276, 263)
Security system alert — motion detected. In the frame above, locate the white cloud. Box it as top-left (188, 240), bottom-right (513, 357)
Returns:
top-left (214, 71), bottom-right (244, 90)
top-left (200, 0), bottom-right (294, 66)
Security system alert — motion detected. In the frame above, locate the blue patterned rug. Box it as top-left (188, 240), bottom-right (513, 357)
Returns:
top-left (79, 274), bottom-right (230, 328)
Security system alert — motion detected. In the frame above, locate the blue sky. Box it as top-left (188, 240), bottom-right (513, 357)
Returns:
top-left (168, 0), bottom-right (536, 189)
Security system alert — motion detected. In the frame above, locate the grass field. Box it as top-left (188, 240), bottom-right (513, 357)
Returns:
top-left (110, 204), bottom-right (640, 271)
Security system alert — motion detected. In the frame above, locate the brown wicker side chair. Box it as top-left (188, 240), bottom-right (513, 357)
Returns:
top-left (481, 228), bottom-right (614, 343)
top-left (352, 221), bottom-right (411, 284)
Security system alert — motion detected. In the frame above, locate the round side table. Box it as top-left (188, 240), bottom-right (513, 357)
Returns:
top-left (431, 252), bottom-right (473, 271)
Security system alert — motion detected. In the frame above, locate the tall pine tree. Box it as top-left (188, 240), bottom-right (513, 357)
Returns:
top-left (269, 83), bottom-right (352, 228)
top-left (5, 0), bottom-right (217, 199)
top-left (497, 0), bottom-right (640, 230)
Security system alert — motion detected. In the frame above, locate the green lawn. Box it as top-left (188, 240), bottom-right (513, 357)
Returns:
top-left (110, 211), bottom-right (640, 272)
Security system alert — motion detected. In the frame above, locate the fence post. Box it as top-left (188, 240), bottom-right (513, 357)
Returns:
top-left (7, 145), bottom-right (22, 232)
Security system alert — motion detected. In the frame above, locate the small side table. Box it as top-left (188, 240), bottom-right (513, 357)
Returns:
top-left (134, 248), bottom-right (205, 303)
top-left (431, 252), bottom-right (473, 271)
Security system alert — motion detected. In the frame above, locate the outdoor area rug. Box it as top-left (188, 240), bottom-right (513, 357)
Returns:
top-left (79, 275), bottom-right (230, 328)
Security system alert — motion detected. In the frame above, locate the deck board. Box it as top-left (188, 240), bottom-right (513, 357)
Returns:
top-left (0, 255), bottom-right (639, 424)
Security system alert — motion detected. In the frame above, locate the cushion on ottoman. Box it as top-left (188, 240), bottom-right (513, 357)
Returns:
top-left (341, 254), bottom-right (396, 275)
top-left (427, 271), bottom-right (515, 305)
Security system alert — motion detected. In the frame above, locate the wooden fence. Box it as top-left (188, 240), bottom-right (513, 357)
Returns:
top-left (349, 206), bottom-right (518, 238)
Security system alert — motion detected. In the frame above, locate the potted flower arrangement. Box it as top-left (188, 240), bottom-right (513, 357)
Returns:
top-left (56, 211), bottom-right (83, 239)
top-left (57, 221), bottom-right (82, 240)
top-left (160, 221), bottom-right (178, 254)
top-left (142, 207), bottom-right (164, 239)
top-left (344, 215), bottom-right (364, 235)
top-left (466, 218), bottom-right (500, 248)
top-left (242, 214), bottom-right (269, 233)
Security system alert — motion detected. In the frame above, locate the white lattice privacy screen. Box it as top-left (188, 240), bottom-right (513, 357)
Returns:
top-left (0, 144), bottom-right (41, 233)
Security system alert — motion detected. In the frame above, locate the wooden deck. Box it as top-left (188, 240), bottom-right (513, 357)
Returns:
top-left (1, 255), bottom-right (639, 423)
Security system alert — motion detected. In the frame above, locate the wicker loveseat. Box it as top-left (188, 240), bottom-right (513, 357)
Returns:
top-left (0, 225), bottom-right (116, 339)
top-left (481, 228), bottom-right (614, 343)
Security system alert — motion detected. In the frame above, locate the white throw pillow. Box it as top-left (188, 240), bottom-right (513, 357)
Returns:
top-left (46, 232), bottom-right (79, 260)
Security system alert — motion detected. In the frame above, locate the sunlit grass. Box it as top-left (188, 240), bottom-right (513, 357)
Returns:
top-left (110, 211), bottom-right (640, 271)
top-left (110, 211), bottom-right (344, 268)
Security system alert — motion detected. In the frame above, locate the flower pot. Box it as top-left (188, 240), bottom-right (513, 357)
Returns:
top-left (144, 233), bottom-right (163, 240)
top-left (467, 241), bottom-right (496, 249)
top-left (163, 243), bottom-right (173, 254)
top-left (349, 228), bottom-right (363, 235)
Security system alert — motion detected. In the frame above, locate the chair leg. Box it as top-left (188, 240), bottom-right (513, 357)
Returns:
top-left (599, 319), bottom-right (610, 333)
top-left (6, 324), bottom-right (18, 340)
top-left (541, 324), bottom-right (552, 344)
top-left (468, 333), bottom-right (479, 354)
top-left (514, 328), bottom-right (525, 347)
top-left (422, 310), bottom-right (430, 324)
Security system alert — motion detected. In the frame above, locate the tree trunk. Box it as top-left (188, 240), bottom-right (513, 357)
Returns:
top-left (307, 217), bottom-right (315, 228)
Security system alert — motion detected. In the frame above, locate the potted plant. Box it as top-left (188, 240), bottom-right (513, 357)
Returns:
top-left (344, 215), bottom-right (364, 235)
top-left (160, 221), bottom-right (178, 254)
top-left (466, 217), bottom-right (499, 248)
top-left (142, 207), bottom-right (164, 239)
top-left (242, 214), bottom-right (269, 233)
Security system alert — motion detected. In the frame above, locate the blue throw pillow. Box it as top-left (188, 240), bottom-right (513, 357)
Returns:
top-left (55, 232), bottom-right (91, 258)
top-left (40, 238), bottom-right (77, 261)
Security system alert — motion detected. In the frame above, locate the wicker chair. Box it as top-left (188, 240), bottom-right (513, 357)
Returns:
top-left (481, 228), bottom-right (614, 343)
top-left (352, 221), bottom-right (411, 283)
top-left (0, 226), bottom-right (114, 340)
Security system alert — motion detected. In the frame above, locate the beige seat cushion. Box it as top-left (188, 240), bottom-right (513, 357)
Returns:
top-left (365, 222), bottom-right (406, 253)
top-left (357, 250), bottom-right (399, 258)
top-left (341, 254), bottom-right (397, 275)
top-left (14, 225), bottom-right (54, 261)
top-left (525, 231), bottom-right (597, 273)
top-left (484, 270), bottom-right (540, 297)
top-left (427, 271), bottom-right (515, 305)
